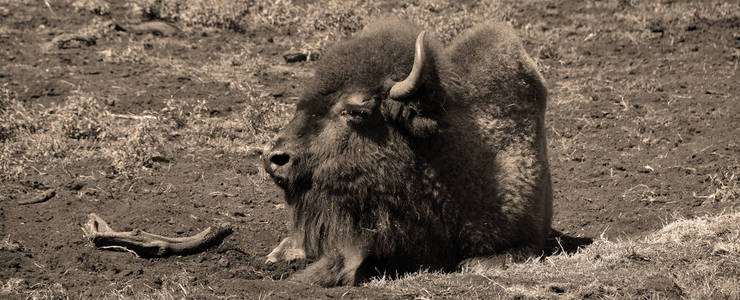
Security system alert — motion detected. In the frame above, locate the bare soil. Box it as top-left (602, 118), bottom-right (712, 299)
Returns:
top-left (1, 0), bottom-right (737, 298)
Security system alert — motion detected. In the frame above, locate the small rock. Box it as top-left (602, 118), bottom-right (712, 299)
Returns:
top-left (549, 285), bottom-right (566, 294)
top-left (0, 239), bottom-right (23, 252)
top-left (65, 180), bottom-right (84, 191)
top-left (149, 156), bottom-right (170, 164)
top-left (218, 258), bottom-right (230, 268)
top-left (271, 89), bottom-right (285, 98)
top-left (283, 52), bottom-right (320, 63)
top-left (283, 52), bottom-right (307, 63)
top-left (711, 243), bottom-right (730, 255)
top-left (246, 147), bottom-right (263, 157)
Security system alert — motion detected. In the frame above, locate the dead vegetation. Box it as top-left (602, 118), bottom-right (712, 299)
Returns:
top-left (0, 0), bottom-right (738, 298)
top-left (369, 211), bottom-right (740, 299)
top-left (0, 87), bottom-right (289, 181)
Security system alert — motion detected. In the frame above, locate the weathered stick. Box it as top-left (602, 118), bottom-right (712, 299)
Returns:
top-left (82, 213), bottom-right (231, 257)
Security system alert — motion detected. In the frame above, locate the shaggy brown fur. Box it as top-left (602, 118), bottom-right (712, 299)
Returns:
top-left (263, 19), bottom-right (552, 286)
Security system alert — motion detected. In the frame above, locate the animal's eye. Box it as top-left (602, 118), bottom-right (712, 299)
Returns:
top-left (340, 104), bottom-right (372, 123)
top-left (339, 93), bottom-right (377, 124)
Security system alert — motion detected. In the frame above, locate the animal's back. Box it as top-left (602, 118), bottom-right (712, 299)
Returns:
top-left (446, 22), bottom-right (547, 117)
top-left (442, 22), bottom-right (552, 254)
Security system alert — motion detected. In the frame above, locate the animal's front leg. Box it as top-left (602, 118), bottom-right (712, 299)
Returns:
top-left (288, 245), bottom-right (366, 286)
top-left (265, 237), bottom-right (306, 263)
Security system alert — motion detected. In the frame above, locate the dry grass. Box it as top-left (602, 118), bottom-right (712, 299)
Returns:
top-left (127, 0), bottom-right (509, 51)
top-left (3, 212), bottom-right (735, 299)
top-left (1, 270), bottom-right (220, 299)
top-left (2, 0), bottom-right (738, 298)
top-left (0, 86), bottom-right (289, 180)
top-left (369, 211), bottom-right (740, 299)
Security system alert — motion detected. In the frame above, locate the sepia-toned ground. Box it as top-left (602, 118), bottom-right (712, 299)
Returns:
top-left (1, 0), bottom-right (738, 298)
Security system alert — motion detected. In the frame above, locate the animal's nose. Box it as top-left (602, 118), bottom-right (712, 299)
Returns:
top-left (265, 150), bottom-right (293, 176)
top-left (269, 151), bottom-right (291, 167)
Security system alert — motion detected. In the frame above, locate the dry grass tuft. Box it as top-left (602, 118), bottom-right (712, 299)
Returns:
top-left (0, 86), bottom-right (290, 180)
top-left (100, 270), bottom-right (220, 299)
top-left (370, 211), bottom-right (740, 299)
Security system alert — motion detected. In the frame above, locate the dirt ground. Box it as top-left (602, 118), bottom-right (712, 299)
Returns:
top-left (1, 0), bottom-right (738, 298)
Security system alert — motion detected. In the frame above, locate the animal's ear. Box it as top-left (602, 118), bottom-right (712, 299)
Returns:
top-left (381, 31), bottom-right (440, 138)
top-left (381, 99), bottom-right (439, 138)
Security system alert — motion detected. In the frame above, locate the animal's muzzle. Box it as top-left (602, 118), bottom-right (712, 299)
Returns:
top-left (264, 149), bottom-right (294, 186)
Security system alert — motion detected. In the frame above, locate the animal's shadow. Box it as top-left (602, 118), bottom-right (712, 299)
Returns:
top-left (544, 229), bottom-right (594, 256)
top-left (266, 231), bottom-right (593, 282)
top-left (458, 230), bottom-right (593, 270)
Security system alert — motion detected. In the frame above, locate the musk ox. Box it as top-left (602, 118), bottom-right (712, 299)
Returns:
top-left (263, 19), bottom-right (552, 286)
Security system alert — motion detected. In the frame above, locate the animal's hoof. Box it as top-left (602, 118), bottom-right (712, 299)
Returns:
top-left (265, 256), bottom-right (278, 264)
top-left (283, 248), bottom-right (306, 261)
top-left (265, 245), bottom-right (305, 264)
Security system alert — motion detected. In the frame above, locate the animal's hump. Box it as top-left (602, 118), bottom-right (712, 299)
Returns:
top-left (445, 22), bottom-right (546, 108)
top-left (446, 22), bottom-right (530, 79)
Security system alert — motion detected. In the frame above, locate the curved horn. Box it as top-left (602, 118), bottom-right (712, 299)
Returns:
top-left (389, 31), bottom-right (426, 99)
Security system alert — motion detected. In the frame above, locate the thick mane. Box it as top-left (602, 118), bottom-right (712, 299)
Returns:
top-left (309, 19), bottom-right (453, 125)
top-left (288, 19), bottom-right (460, 272)
top-left (313, 19), bottom-right (426, 93)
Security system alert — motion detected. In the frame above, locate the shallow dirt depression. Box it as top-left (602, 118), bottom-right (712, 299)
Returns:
top-left (1, 0), bottom-right (738, 298)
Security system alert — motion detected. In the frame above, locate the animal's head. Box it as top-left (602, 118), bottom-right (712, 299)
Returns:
top-left (264, 20), bottom-right (450, 203)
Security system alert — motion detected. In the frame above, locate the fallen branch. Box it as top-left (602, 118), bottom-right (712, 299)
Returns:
top-left (82, 213), bottom-right (231, 257)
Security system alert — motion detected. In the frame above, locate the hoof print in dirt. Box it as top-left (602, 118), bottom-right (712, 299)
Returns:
top-left (82, 213), bottom-right (232, 258)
